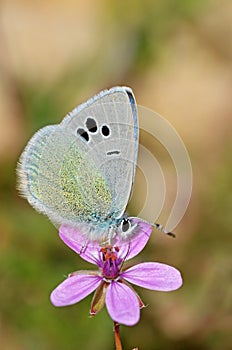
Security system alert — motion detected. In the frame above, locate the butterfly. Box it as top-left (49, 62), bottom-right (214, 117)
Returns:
top-left (17, 86), bottom-right (173, 243)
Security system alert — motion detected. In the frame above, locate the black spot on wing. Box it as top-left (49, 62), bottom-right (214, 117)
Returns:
top-left (77, 128), bottom-right (89, 142)
top-left (107, 150), bottom-right (120, 156)
top-left (101, 125), bottom-right (110, 137)
top-left (86, 117), bottom-right (98, 133)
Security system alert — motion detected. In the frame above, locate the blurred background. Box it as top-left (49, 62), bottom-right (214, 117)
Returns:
top-left (0, 0), bottom-right (232, 349)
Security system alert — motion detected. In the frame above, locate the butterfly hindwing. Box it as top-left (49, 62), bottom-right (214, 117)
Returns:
top-left (18, 126), bottom-right (112, 227)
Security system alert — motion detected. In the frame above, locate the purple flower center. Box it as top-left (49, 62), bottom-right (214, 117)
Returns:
top-left (99, 245), bottom-right (123, 280)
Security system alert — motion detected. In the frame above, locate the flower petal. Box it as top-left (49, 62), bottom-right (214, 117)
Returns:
top-left (105, 281), bottom-right (140, 326)
top-left (116, 218), bottom-right (152, 261)
top-left (59, 225), bottom-right (100, 265)
top-left (50, 274), bottom-right (102, 307)
top-left (122, 262), bottom-right (183, 291)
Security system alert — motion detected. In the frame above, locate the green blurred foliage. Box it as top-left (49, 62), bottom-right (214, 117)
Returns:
top-left (1, 0), bottom-right (232, 349)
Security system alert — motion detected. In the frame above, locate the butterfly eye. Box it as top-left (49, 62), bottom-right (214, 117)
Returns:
top-left (76, 128), bottom-right (89, 142)
top-left (101, 124), bottom-right (110, 138)
top-left (86, 117), bottom-right (98, 133)
top-left (120, 218), bottom-right (131, 232)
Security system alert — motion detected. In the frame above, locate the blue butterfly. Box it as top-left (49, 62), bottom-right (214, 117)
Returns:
top-left (17, 87), bottom-right (173, 243)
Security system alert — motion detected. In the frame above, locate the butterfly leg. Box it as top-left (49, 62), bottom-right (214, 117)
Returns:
top-left (80, 237), bottom-right (89, 254)
top-left (119, 241), bottom-right (131, 271)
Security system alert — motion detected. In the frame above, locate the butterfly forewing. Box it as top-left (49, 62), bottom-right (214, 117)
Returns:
top-left (62, 87), bottom-right (138, 218)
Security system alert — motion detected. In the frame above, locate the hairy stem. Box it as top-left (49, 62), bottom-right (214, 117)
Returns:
top-left (114, 322), bottom-right (122, 350)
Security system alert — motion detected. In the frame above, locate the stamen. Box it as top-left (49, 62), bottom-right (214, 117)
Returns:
top-left (100, 245), bottom-right (121, 279)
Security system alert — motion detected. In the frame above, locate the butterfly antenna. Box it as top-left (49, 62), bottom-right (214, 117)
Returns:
top-left (152, 223), bottom-right (176, 238)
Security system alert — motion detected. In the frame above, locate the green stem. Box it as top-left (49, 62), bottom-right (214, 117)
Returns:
top-left (114, 322), bottom-right (122, 350)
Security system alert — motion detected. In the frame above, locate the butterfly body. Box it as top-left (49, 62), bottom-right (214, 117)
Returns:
top-left (17, 87), bottom-right (141, 242)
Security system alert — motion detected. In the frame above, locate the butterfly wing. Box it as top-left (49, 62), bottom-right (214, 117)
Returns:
top-left (61, 86), bottom-right (138, 218)
top-left (17, 86), bottom-right (138, 228)
top-left (18, 126), bottom-right (113, 227)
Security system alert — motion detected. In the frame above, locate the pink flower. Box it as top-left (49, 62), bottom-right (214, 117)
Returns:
top-left (50, 218), bottom-right (183, 326)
